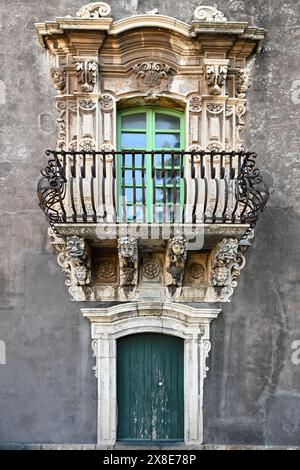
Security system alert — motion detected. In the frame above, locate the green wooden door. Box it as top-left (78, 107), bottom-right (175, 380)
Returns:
top-left (117, 333), bottom-right (184, 442)
top-left (117, 107), bottom-right (185, 223)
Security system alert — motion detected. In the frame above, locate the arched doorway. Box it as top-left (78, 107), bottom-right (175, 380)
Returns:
top-left (117, 333), bottom-right (184, 442)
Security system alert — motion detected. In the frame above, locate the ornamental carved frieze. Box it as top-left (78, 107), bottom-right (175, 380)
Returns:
top-left (57, 236), bottom-right (92, 301)
top-left (79, 99), bottom-right (96, 110)
top-left (165, 236), bottom-right (187, 298)
top-left (55, 101), bottom-right (66, 150)
top-left (99, 94), bottom-right (114, 111)
top-left (205, 63), bottom-right (228, 95)
top-left (94, 257), bottom-right (117, 283)
top-left (142, 259), bottom-right (161, 281)
top-left (76, 2), bottom-right (111, 18)
top-left (189, 96), bottom-right (202, 113)
top-left (118, 236), bottom-right (138, 296)
top-left (79, 134), bottom-right (96, 152)
top-left (74, 58), bottom-right (98, 93)
top-left (210, 238), bottom-right (246, 302)
top-left (50, 67), bottom-right (66, 94)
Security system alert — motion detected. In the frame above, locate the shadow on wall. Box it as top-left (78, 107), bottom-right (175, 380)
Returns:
top-left (204, 206), bottom-right (300, 444)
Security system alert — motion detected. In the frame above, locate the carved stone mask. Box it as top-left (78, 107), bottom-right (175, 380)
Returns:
top-left (118, 237), bottom-right (136, 259)
top-left (218, 239), bottom-right (238, 262)
top-left (67, 236), bottom-right (85, 258)
top-left (169, 237), bottom-right (186, 257)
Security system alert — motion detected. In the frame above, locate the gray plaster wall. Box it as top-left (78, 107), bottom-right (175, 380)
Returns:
top-left (0, 0), bottom-right (299, 446)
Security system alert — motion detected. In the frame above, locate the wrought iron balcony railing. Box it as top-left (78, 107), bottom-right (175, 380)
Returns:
top-left (37, 150), bottom-right (269, 228)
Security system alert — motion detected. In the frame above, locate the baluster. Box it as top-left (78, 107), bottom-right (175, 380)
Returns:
top-left (90, 150), bottom-right (97, 222)
top-left (121, 150), bottom-right (126, 223)
top-left (132, 152), bottom-right (136, 222)
top-left (79, 151), bottom-right (87, 222)
top-left (141, 151), bottom-right (146, 223)
top-left (70, 151), bottom-right (77, 222)
top-left (151, 150), bottom-right (155, 223)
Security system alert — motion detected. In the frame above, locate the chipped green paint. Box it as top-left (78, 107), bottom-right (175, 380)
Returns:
top-left (117, 333), bottom-right (184, 442)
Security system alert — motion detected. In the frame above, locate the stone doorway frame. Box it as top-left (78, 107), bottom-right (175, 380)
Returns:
top-left (82, 302), bottom-right (220, 446)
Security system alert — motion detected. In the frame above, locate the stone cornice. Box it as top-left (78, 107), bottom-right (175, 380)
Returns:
top-left (35, 11), bottom-right (266, 55)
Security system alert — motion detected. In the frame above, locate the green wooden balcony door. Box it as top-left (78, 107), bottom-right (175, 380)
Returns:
top-left (117, 107), bottom-right (185, 223)
top-left (117, 333), bottom-right (184, 442)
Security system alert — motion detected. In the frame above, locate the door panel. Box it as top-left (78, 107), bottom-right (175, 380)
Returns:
top-left (117, 333), bottom-right (184, 441)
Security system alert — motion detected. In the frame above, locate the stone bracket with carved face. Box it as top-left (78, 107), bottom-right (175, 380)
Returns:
top-left (210, 237), bottom-right (247, 302)
top-left (118, 236), bottom-right (138, 296)
top-left (165, 236), bottom-right (187, 298)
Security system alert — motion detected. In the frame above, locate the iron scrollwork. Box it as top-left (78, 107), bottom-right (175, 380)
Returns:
top-left (37, 150), bottom-right (66, 223)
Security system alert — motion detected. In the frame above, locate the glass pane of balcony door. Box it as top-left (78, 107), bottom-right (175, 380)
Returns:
top-left (117, 108), bottom-right (184, 223)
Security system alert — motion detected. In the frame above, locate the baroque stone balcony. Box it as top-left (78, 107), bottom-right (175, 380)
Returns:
top-left (37, 149), bottom-right (268, 302)
top-left (37, 149), bottom-right (268, 245)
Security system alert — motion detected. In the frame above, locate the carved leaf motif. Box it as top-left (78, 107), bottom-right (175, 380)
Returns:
top-left (133, 62), bottom-right (171, 88)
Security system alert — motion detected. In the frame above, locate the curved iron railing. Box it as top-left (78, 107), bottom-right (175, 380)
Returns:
top-left (37, 150), bottom-right (269, 227)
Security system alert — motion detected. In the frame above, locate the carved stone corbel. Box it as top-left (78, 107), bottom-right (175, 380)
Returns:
top-left (50, 67), bottom-right (66, 94)
top-left (118, 236), bottom-right (138, 297)
top-left (235, 68), bottom-right (252, 98)
top-left (210, 238), bottom-right (246, 302)
top-left (74, 57), bottom-right (98, 93)
top-left (204, 60), bottom-right (228, 95)
top-left (165, 236), bottom-right (187, 298)
top-left (56, 235), bottom-right (92, 301)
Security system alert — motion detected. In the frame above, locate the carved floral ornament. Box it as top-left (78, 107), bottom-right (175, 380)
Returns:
top-left (74, 58), bottom-right (98, 93)
top-left (205, 63), bottom-right (228, 95)
top-left (132, 62), bottom-right (171, 88)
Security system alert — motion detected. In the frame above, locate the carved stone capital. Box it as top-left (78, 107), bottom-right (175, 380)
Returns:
top-left (76, 2), bottom-right (111, 18)
top-left (210, 238), bottom-right (246, 302)
top-left (204, 60), bottom-right (228, 95)
top-left (118, 236), bottom-right (138, 296)
top-left (165, 236), bottom-right (187, 298)
top-left (194, 6), bottom-right (227, 22)
top-left (74, 57), bottom-right (98, 93)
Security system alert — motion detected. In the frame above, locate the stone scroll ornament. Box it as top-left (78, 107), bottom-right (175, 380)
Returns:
top-left (211, 238), bottom-right (246, 302)
top-left (165, 236), bottom-right (187, 298)
top-left (76, 2), bottom-right (111, 18)
top-left (57, 236), bottom-right (92, 301)
top-left (193, 6), bottom-right (227, 22)
top-left (118, 236), bottom-right (138, 297)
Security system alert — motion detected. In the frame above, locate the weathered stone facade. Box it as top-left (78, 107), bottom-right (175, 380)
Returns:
top-left (0, 0), bottom-right (300, 447)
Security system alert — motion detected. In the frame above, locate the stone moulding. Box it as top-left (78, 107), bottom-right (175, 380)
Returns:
top-left (82, 302), bottom-right (221, 446)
